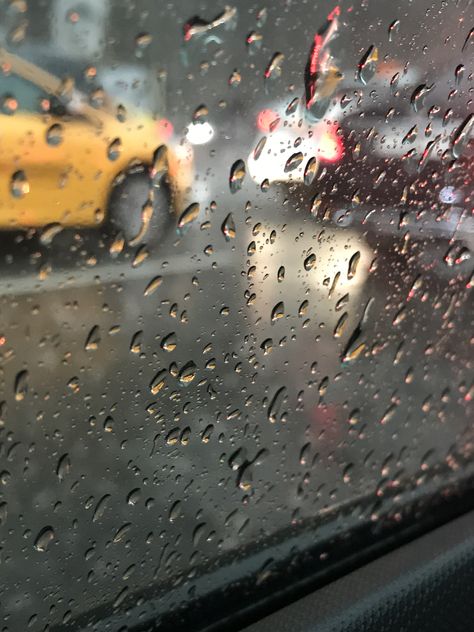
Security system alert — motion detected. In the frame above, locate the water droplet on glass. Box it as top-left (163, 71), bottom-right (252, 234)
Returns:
top-left (46, 123), bottom-right (63, 146)
top-left (264, 52), bottom-right (284, 81)
top-left (127, 488), bottom-right (141, 505)
top-left (56, 453), bottom-right (71, 481)
top-left (178, 202), bottom-right (200, 228)
top-left (229, 69), bottom-right (241, 87)
top-left (85, 325), bottom-right (100, 351)
top-left (254, 136), bottom-right (267, 160)
top-left (144, 275), bottom-right (163, 297)
top-left (169, 500), bottom-right (182, 522)
top-left (358, 46), bottom-right (378, 85)
top-left (277, 266), bottom-right (285, 282)
top-left (92, 494), bottom-right (111, 522)
top-left (229, 159), bottom-right (246, 193)
top-left (34, 526), bottom-right (55, 552)
top-left (284, 152), bottom-right (304, 173)
top-left (303, 157), bottom-right (319, 185)
top-left (411, 84), bottom-right (434, 113)
top-left (261, 338), bottom-right (273, 354)
top-left (286, 97), bottom-right (299, 115)
top-left (304, 253), bottom-right (316, 271)
top-left (267, 386), bottom-right (287, 423)
top-left (246, 30), bottom-right (263, 53)
top-left (221, 213), bottom-right (236, 240)
top-left (452, 113), bottom-right (473, 159)
top-left (135, 32), bottom-right (152, 55)
top-left (14, 370), bottom-right (28, 401)
top-left (113, 522), bottom-right (132, 543)
top-left (179, 361), bottom-right (197, 385)
top-left (116, 103), bottom-right (127, 122)
top-left (11, 170), bottom-right (29, 198)
top-left (161, 332), bottom-right (177, 352)
top-left (40, 222), bottom-right (63, 245)
top-left (132, 245), bottom-right (149, 268)
top-left (107, 138), bottom-right (122, 161)
top-left (388, 19), bottom-right (400, 42)
top-left (109, 232), bottom-right (125, 256)
top-left (150, 370), bottom-right (166, 395)
top-left (271, 301), bottom-right (285, 322)
top-left (334, 312), bottom-right (348, 338)
top-left (348, 251), bottom-right (361, 279)
top-left (402, 124), bottom-right (418, 145)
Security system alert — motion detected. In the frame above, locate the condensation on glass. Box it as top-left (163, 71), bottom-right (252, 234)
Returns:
top-left (0, 0), bottom-right (472, 630)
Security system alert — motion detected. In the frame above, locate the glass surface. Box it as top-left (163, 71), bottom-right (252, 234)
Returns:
top-left (0, 0), bottom-right (472, 630)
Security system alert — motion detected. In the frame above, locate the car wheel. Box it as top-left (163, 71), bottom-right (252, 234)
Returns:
top-left (107, 167), bottom-right (173, 246)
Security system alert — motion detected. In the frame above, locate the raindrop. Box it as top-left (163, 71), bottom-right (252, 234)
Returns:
top-left (261, 338), bottom-right (273, 354)
top-left (179, 361), bottom-right (197, 384)
top-left (334, 312), bottom-right (348, 338)
top-left (402, 125), bottom-right (418, 145)
top-left (135, 32), bottom-right (152, 54)
top-left (161, 332), bottom-right (177, 352)
top-left (144, 275), bottom-right (163, 297)
top-left (40, 223), bottom-right (63, 245)
top-left (286, 97), bottom-right (299, 115)
top-left (92, 494), bottom-right (111, 523)
top-left (178, 202), bottom-right (200, 228)
top-left (271, 301), bottom-right (284, 322)
top-left (267, 386), bottom-right (287, 423)
top-left (358, 46), bottom-right (378, 85)
top-left (116, 103), bottom-right (127, 122)
top-left (150, 370), bottom-right (166, 395)
top-left (304, 253), bottom-right (316, 271)
top-left (132, 245), bottom-right (149, 268)
top-left (411, 84), bottom-right (434, 113)
top-left (11, 170), bottom-right (29, 198)
top-left (127, 488), bottom-right (141, 505)
top-left (298, 300), bottom-right (309, 317)
top-left (299, 442), bottom-right (311, 466)
top-left (169, 500), bottom-right (182, 522)
top-left (229, 159), bottom-right (246, 193)
top-left (221, 213), bottom-right (236, 240)
top-left (284, 152), bottom-right (304, 173)
top-left (46, 123), bottom-right (63, 146)
top-left (14, 370), bottom-right (28, 401)
top-left (229, 69), bottom-right (241, 87)
top-left (107, 138), bottom-right (122, 161)
top-left (388, 19), bottom-right (400, 42)
top-left (264, 52), bottom-right (284, 81)
top-left (34, 526), bottom-right (55, 552)
top-left (109, 232), bottom-right (125, 256)
top-left (303, 157), bottom-right (318, 185)
top-left (246, 31), bottom-right (263, 52)
top-left (85, 325), bottom-right (100, 351)
top-left (254, 136), bottom-right (267, 160)
top-left (452, 114), bottom-right (473, 159)
top-left (348, 251), bottom-right (361, 279)
top-left (113, 523), bottom-right (132, 543)
top-left (277, 266), bottom-right (285, 282)
top-left (56, 454), bottom-right (71, 481)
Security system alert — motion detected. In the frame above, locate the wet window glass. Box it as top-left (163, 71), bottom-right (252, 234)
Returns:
top-left (0, 0), bottom-right (473, 630)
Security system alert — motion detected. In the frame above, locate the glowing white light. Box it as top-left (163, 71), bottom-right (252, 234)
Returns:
top-left (186, 121), bottom-right (214, 145)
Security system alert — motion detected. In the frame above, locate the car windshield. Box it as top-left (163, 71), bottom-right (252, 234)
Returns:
top-left (0, 1), bottom-right (472, 631)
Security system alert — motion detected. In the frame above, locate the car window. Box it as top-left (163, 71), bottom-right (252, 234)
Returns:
top-left (0, 1), bottom-right (472, 631)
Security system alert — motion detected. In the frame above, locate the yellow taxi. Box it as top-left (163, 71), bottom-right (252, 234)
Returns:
top-left (0, 48), bottom-right (193, 241)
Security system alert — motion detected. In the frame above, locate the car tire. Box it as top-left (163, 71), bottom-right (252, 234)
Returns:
top-left (107, 167), bottom-right (173, 246)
